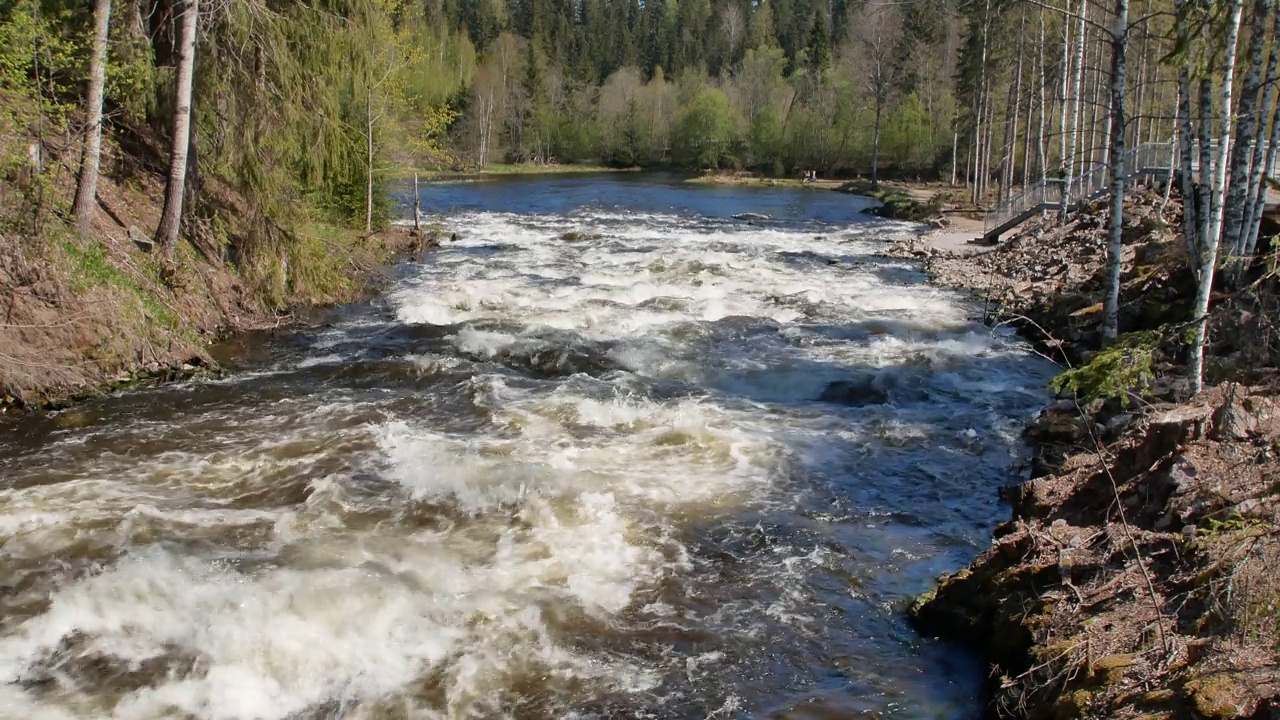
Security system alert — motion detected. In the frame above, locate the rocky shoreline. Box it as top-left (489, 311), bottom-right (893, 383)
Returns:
top-left (887, 194), bottom-right (1280, 719)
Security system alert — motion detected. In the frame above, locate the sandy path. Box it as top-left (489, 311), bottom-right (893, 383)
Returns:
top-left (919, 214), bottom-right (989, 256)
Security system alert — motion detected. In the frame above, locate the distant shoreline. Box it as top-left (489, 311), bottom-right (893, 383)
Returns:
top-left (405, 164), bottom-right (641, 181)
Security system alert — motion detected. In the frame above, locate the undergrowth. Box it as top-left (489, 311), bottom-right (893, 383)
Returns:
top-left (240, 217), bottom-right (376, 311)
top-left (61, 237), bottom-right (178, 330)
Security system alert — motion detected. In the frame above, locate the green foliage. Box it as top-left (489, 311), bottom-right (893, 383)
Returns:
top-left (747, 106), bottom-right (784, 169)
top-left (0, 1), bottom-right (82, 123)
top-left (880, 93), bottom-right (935, 173)
top-left (673, 88), bottom-right (737, 169)
top-left (105, 19), bottom-right (155, 123)
top-left (1049, 331), bottom-right (1162, 406)
top-left (806, 12), bottom-right (831, 72)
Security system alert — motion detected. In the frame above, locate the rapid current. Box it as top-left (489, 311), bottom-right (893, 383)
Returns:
top-left (0, 174), bottom-right (1053, 719)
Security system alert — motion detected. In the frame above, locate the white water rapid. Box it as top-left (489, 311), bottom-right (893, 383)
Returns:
top-left (0, 179), bottom-right (1053, 720)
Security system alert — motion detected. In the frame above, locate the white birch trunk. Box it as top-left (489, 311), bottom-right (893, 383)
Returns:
top-left (1037, 8), bottom-right (1049, 182)
top-left (1189, 0), bottom-right (1245, 395)
top-left (413, 172), bottom-right (421, 233)
top-left (366, 90), bottom-right (375, 233)
top-left (1103, 0), bottom-right (1129, 343)
top-left (1064, 2), bottom-right (1087, 212)
top-left (1241, 1), bottom-right (1280, 259)
top-left (1245, 69), bottom-right (1280, 258)
top-left (1222, 0), bottom-right (1269, 266)
top-left (1059, 0), bottom-right (1072, 175)
top-left (73, 0), bottom-right (112, 232)
top-left (951, 130), bottom-right (958, 186)
top-left (156, 0), bottom-right (201, 258)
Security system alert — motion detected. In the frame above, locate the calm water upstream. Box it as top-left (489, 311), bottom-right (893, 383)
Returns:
top-left (0, 174), bottom-right (1053, 719)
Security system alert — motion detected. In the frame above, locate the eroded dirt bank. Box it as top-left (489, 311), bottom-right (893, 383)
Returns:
top-left (891, 190), bottom-right (1280, 719)
top-left (1, 149), bottom-right (435, 411)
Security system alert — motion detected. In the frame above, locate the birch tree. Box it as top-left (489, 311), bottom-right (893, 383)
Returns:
top-left (1221, 0), bottom-right (1271, 268)
top-left (849, 1), bottom-right (903, 189)
top-left (1239, 2), bottom-right (1280, 260)
top-left (72, 0), bottom-right (112, 232)
top-left (1188, 0), bottom-right (1245, 394)
top-left (1060, 0), bottom-right (1087, 220)
top-left (1102, 0), bottom-right (1130, 343)
top-left (155, 0), bottom-right (201, 265)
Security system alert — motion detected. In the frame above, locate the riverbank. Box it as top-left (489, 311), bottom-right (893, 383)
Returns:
top-left (891, 190), bottom-right (1280, 718)
top-left (0, 146), bottom-right (437, 413)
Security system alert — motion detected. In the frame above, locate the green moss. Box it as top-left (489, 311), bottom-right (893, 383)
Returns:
top-left (1092, 653), bottom-right (1135, 685)
top-left (1140, 689), bottom-right (1174, 705)
top-left (864, 190), bottom-right (943, 221)
top-left (1183, 674), bottom-right (1246, 719)
top-left (1049, 330), bottom-right (1161, 406)
top-left (1053, 689), bottom-right (1094, 719)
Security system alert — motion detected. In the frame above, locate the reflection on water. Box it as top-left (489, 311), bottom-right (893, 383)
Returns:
top-left (0, 175), bottom-right (1052, 719)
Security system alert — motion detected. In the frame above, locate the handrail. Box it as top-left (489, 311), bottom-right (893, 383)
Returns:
top-left (981, 140), bottom-right (1276, 240)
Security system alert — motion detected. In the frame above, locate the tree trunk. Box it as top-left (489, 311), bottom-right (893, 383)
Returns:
top-left (1022, 83), bottom-right (1035, 189)
top-left (72, 0), bottom-right (112, 232)
top-left (1131, 14), bottom-right (1149, 149)
top-left (1246, 61), bottom-right (1280, 258)
top-left (1013, 11), bottom-right (1027, 191)
top-left (1064, 1), bottom-right (1087, 213)
top-left (1177, 77), bottom-right (1199, 266)
top-left (1059, 0), bottom-right (1073, 174)
top-left (1241, 1), bottom-right (1280, 260)
top-left (1002, 9), bottom-right (1026, 196)
top-left (1087, 33), bottom-right (1104, 167)
top-left (1102, 0), bottom-right (1129, 344)
top-left (951, 130), bottom-right (958, 186)
top-left (366, 89), bottom-right (375, 233)
top-left (155, 0), bottom-right (200, 264)
top-left (1038, 8), bottom-right (1049, 182)
top-left (1222, 0), bottom-right (1270, 269)
top-left (971, 5), bottom-right (990, 205)
top-left (1195, 75), bottom-right (1213, 258)
top-left (871, 104), bottom-right (882, 188)
top-left (1189, 0), bottom-right (1245, 395)
top-left (413, 172), bottom-right (421, 233)
top-left (126, 0), bottom-right (145, 38)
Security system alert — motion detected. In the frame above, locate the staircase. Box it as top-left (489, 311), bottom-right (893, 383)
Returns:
top-left (980, 141), bottom-right (1277, 243)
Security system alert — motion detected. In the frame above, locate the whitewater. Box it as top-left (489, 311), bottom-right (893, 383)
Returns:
top-left (0, 177), bottom-right (1052, 719)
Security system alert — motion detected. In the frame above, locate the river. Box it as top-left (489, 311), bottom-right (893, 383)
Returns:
top-left (0, 174), bottom-right (1053, 719)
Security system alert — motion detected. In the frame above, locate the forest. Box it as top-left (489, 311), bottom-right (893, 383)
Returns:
top-left (0, 0), bottom-right (1278, 377)
top-left (0, 0), bottom-right (1234, 225)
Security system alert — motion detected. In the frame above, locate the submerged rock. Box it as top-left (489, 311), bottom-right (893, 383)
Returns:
top-left (558, 230), bottom-right (601, 243)
top-left (819, 376), bottom-right (889, 406)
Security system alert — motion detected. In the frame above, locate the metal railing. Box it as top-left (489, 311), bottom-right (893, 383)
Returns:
top-left (982, 140), bottom-right (1277, 239)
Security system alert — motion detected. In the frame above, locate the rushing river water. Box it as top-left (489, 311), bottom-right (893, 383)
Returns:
top-left (0, 174), bottom-right (1053, 720)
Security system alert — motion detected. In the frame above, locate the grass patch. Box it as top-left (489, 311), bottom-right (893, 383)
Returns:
top-left (62, 239), bottom-right (181, 331)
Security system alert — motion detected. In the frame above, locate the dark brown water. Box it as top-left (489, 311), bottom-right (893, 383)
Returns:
top-left (0, 175), bottom-right (1052, 719)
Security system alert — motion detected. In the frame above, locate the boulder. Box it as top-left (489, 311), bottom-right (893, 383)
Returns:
top-left (557, 231), bottom-right (600, 243)
top-left (128, 226), bottom-right (154, 252)
top-left (819, 376), bottom-right (889, 406)
top-left (1211, 387), bottom-right (1279, 441)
